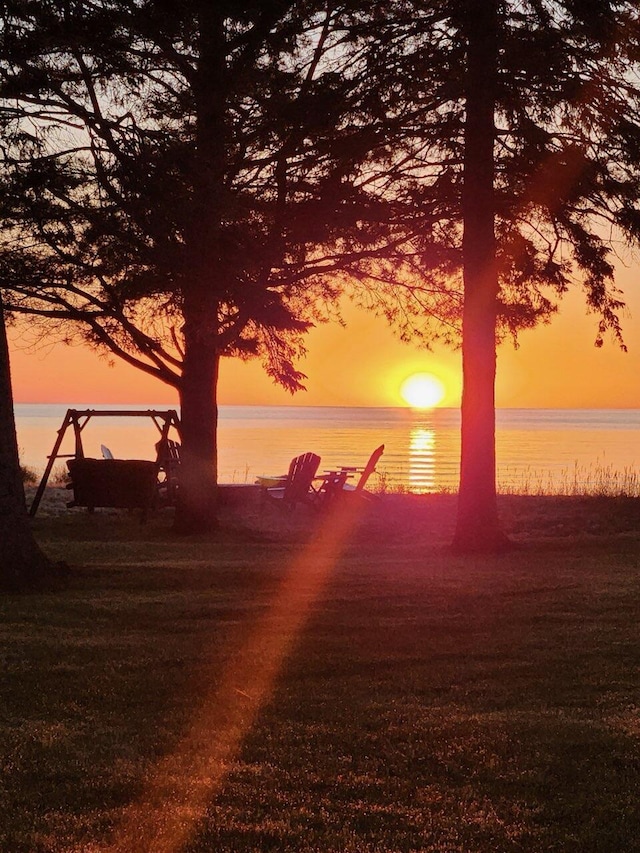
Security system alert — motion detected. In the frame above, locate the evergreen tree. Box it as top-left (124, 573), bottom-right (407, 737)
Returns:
top-left (0, 0), bottom-right (450, 532)
top-left (365, 0), bottom-right (640, 550)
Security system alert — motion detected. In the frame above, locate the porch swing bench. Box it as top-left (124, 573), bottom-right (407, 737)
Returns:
top-left (65, 456), bottom-right (158, 511)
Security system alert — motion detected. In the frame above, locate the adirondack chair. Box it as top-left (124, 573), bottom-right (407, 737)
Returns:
top-left (264, 452), bottom-right (321, 507)
top-left (336, 444), bottom-right (385, 495)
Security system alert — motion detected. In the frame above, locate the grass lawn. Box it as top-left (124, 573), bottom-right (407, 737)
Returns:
top-left (1, 494), bottom-right (639, 852)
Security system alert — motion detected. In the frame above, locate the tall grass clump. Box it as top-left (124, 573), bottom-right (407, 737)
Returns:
top-left (49, 464), bottom-right (69, 486)
top-left (19, 463), bottom-right (37, 484)
top-left (374, 468), bottom-right (455, 495)
top-left (18, 450), bottom-right (38, 484)
top-left (498, 461), bottom-right (640, 498)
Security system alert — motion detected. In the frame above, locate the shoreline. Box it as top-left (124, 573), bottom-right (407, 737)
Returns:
top-left (15, 406), bottom-right (640, 498)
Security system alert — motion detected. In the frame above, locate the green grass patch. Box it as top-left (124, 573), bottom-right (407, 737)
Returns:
top-left (1, 498), bottom-right (639, 852)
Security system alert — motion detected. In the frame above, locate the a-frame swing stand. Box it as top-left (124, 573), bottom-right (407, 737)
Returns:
top-left (29, 409), bottom-right (182, 517)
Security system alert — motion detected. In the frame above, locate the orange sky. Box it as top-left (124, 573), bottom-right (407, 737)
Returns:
top-left (8, 261), bottom-right (640, 408)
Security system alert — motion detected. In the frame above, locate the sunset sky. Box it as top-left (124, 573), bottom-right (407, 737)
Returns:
top-left (8, 260), bottom-right (640, 409)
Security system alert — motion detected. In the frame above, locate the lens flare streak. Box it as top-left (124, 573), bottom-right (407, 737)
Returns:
top-left (102, 501), bottom-right (365, 853)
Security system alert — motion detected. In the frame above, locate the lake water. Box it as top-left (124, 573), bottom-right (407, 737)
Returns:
top-left (13, 404), bottom-right (640, 495)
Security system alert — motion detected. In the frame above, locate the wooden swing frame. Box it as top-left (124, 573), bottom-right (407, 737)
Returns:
top-left (29, 408), bottom-right (182, 517)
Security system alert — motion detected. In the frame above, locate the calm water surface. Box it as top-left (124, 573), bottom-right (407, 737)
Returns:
top-left (14, 404), bottom-right (640, 493)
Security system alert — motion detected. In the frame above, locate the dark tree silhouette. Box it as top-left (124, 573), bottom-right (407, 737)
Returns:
top-left (366, 0), bottom-right (640, 550)
top-left (0, 0), bottom-right (456, 533)
top-left (0, 292), bottom-right (53, 590)
top-left (453, 0), bottom-right (509, 550)
top-left (454, 0), bottom-right (640, 549)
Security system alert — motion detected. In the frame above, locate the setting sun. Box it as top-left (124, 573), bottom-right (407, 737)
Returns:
top-left (400, 373), bottom-right (446, 409)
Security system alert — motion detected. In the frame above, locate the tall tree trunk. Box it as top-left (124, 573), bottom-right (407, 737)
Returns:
top-left (173, 3), bottom-right (226, 533)
top-left (452, 0), bottom-right (509, 552)
top-left (174, 296), bottom-right (220, 534)
top-left (0, 294), bottom-right (54, 589)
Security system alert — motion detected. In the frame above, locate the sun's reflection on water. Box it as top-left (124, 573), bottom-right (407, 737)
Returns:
top-left (408, 424), bottom-right (437, 493)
